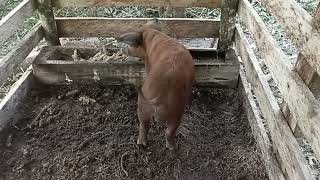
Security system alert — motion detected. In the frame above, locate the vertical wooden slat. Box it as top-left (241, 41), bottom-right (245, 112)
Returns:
top-left (218, 0), bottom-right (239, 51)
top-left (37, 0), bottom-right (60, 46)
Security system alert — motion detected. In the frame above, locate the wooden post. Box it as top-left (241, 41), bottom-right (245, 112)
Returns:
top-left (37, 0), bottom-right (60, 46)
top-left (218, 0), bottom-right (239, 51)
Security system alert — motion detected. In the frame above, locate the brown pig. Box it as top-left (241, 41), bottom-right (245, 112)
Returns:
top-left (117, 19), bottom-right (195, 150)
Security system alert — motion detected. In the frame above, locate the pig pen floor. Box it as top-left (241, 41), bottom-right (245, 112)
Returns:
top-left (0, 84), bottom-right (268, 180)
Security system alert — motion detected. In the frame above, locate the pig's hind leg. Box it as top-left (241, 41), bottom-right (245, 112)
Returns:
top-left (137, 95), bottom-right (152, 146)
top-left (165, 117), bottom-right (181, 150)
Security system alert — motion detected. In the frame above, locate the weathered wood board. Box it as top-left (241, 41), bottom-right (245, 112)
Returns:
top-left (0, 0), bottom-right (36, 45)
top-left (259, 0), bottom-right (313, 50)
top-left (52, 0), bottom-right (222, 8)
top-left (37, 0), bottom-right (60, 46)
top-left (239, 66), bottom-right (285, 180)
top-left (0, 23), bottom-right (43, 85)
top-left (218, 0), bottom-right (239, 51)
top-left (0, 68), bottom-right (33, 131)
top-left (259, 0), bottom-right (320, 78)
top-left (32, 46), bottom-right (239, 88)
top-left (238, 0), bottom-right (320, 161)
top-left (235, 25), bottom-right (315, 180)
top-left (55, 17), bottom-right (221, 38)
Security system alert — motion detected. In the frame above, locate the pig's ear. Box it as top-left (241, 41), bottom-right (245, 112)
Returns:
top-left (117, 32), bottom-right (143, 47)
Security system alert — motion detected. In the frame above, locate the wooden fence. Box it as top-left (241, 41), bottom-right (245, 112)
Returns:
top-left (236, 0), bottom-right (320, 179)
top-left (1, 0), bottom-right (320, 179)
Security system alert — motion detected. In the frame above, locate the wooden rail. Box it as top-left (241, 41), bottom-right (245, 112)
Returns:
top-left (0, 0), bottom-right (36, 45)
top-left (0, 23), bottom-right (43, 84)
top-left (32, 47), bottom-right (239, 87)
top-left (52, 0), bottom-right (222, 8)
top-left (259, 0), bottom-right (320, 82)
top-left (259, 0), bottom-right (313, 50)
top-left (55, 17), bottom-right (220, 38)
top-left (294, 2), bottom-right (320, 104)
top-left (238, 0), bottom-right (320, 161)
top-left (239, 65), bottom-right (285, 180)
top-left (0, 67), bottom-right (33, 131)
top-left (235, 25), bottom-right (315, 180)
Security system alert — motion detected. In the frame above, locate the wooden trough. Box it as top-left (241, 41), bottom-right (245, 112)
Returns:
top-left (1, 0), bottom-right (320, 179)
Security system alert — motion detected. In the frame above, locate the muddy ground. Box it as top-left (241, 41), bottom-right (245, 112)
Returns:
top-left (0, 83), bottom-right (267, 180)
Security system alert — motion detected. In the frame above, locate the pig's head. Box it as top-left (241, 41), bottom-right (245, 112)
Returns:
top-left (117, 18), bottom-right (161, 59)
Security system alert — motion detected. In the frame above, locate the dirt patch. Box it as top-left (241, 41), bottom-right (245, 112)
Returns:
top-left (0, 83), bottom-right (267, 180)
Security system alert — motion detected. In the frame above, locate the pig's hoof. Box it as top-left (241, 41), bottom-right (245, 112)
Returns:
top-left (166, 141), bottom-right (177, 151)
top-left (137, 138), bottom-right (147, 146)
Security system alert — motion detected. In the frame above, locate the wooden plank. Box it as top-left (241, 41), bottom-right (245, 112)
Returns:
top-left (259, 0), bottom-right (320, 77)
top-left (294, 2), bottom-right (320, 101)
top-left (31, 46), bottom-right (239, 87)
top-left (0, 68), bottom-right (33, 132)
top-left (238, 0), bottom-right (320, 162)
top-left (52, 0), bottom-right (222, 8)
top-left (259, 0), bottom-right (313, 49)
top-left (55, 17), bottom-right (221, 38)
top-left (0, 0), bottom-right (36, 45)
top-left (37, 0), bottom-right (60, 46)
top-left (217, 0), bottom-right (239, 51)
top-left (0, 23), bottom-right (43, 84)
top-left (33, 60), bottom-right (239, 87)
top-left (291, 2), bottom-right (320, 130)
top-left (239, 67), bottom-right (285, 180)
top-left (235, 25), bottom-right (315, 180)
top-left (313, 2), bottom-right (320, 31)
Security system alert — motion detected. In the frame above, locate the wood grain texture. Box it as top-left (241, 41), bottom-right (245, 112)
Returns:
top-left (239, 66), bottom-right (285, 180)
top-left (33, 60), bottom-right (239, 87)
top-left (0, 68), bottom-right (33, 132)
top-left (0, 0), bottom-right (36, 45)
top-left (52, 0), bottom-right (222, 8)
top-left (0, 23), bottom-right (43, 84)
top-left (259, 0), bottom-right (313, 49)
top-left (259, 0), bottom-right (320, 78)
top-left (235, 25), bottom-right (315, 180)
top-left (32, 46), bottom-right (239, 87)
top-left (313, 2), bottom-right (320, 31)
top-left (37, 0), bottom-right (60, 46)
top-left (218, 0), bottom-right (239, 50)
top-left (238, 0), bottom-right (320, 162)
top-left (55, 17), bottom-right (220, 38)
